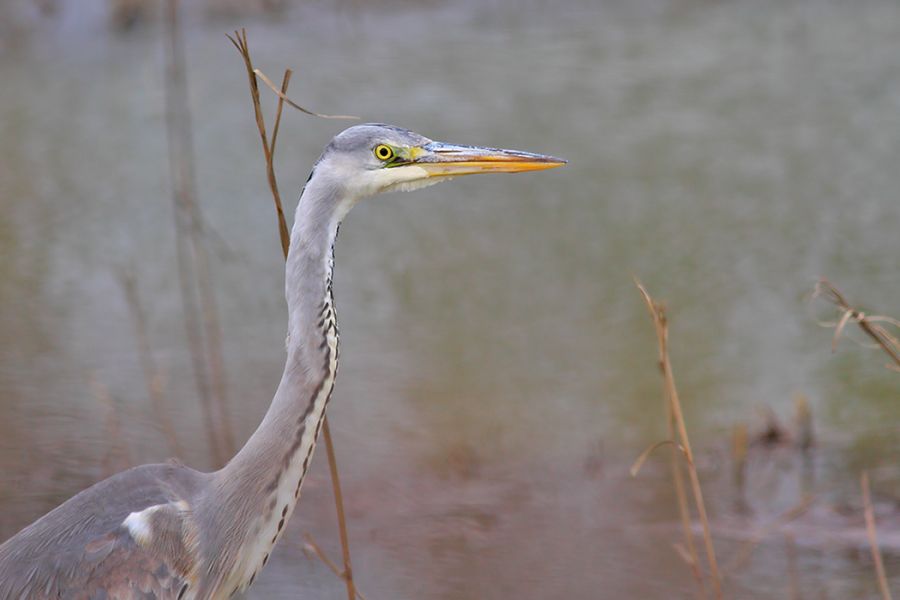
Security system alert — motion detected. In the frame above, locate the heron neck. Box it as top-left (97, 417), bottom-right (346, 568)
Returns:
top-left (205, 174), bottom-right (349, 592)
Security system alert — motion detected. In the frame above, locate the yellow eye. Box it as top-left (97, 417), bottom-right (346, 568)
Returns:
top-left (374, 144), bottom-right (395, 161)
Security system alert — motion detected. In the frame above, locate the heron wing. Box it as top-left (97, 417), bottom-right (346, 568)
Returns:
top-left (0, 463), bottom-right (206, 600)
top-left (40, 523), bottom-right (190, 600)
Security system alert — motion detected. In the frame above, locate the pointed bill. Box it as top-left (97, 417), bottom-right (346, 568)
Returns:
top-left (414, 142), bottom-right (567, 176)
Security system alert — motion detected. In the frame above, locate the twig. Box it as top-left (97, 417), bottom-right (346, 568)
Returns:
top-left (225, 29), bottom-right (290, 257)
top-left (253, 68), bottom-right (358, 120)
top-left (303, 534), bottom-right (368, 600)
top-left (629, 439), bottom-right (690, 477)
top-left (813, 279), bottom-right (900, 371)
top-left (631, 436), bottom-right (707, 590)
top-left (228, 28), bottom-right (360, 600)
top-left (322, 421), bottom-right (356, 600)
top-left (672, 542), bottom-right (700, 571)
top-left (164, 0), bottom-right (235, 466)
top-left (635, 278), bottom-right (721, 599)
top-left (862, 471), bottom-right (893, 600)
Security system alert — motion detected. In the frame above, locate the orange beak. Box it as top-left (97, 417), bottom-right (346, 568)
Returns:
top-left (411, 141), bottom-right (566, 176)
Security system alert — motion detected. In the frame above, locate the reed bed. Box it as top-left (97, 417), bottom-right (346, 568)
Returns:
top-left (628, 278), bottom-right (899, 599)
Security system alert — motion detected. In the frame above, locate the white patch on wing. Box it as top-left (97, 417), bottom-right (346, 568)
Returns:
top-left (123, 504), bottom-right (164, 546)
top-left (122, 501), bottom-right (188, 546)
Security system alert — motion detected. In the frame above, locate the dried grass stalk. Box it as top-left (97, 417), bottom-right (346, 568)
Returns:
top-left (862, 471), bottom-right (893, 600)
top-left (813, 279), bottom-right (900, 371)
top-left (634, 279), bottom-right (721, 599)
top-left (303, 534), bottom-right (369, 600)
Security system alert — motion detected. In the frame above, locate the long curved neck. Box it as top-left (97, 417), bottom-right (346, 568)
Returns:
top-left (201, 172), bottom-right (352, 594)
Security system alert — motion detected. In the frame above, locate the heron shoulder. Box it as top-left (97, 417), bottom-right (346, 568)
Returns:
top-left (0, 462), bottom-right (208, 598)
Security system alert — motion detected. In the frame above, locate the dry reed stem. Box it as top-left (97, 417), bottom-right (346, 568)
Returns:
top-left (813, 279), bottom-right (900, 371)
top-left (119, 271), bottom-right (183, 458)
top-left (164, 0), bottom-right (235, 466)
top-left (862, 471), bottom-right (893, 600)
top-left (303, 534), bottom-right (369, 600)
top-left (321, 420), bottom-right (355, 600)
top-left (672, 542), bottom-right (699, 571)
top-left (630, 439), bottom-right (690, 478)
top-left (635, 279), bottom-right (721, 599)
top-left (227, 28), bottom-right (360, 600)
top-left (253, 69), bottom-right (358, 120)
top-left (636, 434), bottom-right (703, 588)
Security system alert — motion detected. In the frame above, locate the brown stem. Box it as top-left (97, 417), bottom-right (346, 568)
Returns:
top-left (322, 420), bottom-right (356, 600)
top-left (862, 471), bottom-right (893, 600)
top-left (635, 280), bottom-right (722, 599)
top-left (304, 534), bottom-right (368, 600)
top-left (815, 279), bottom-right (900, 370)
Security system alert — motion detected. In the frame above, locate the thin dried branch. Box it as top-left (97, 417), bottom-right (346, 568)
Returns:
top-left (227, 29), bottom-right (291, 258)
top-left (321, 421), bottom-right (356, 600)
top-left (254, 68), bottom-right (358, 120)
top-left (630, 439), bottom-right (690, 478)
top-left (229, 28), bottom-right (359, 600)
top-left (672, 542), bottom-right (699, 571)
top-left (862, 471), bottom-right (893, 600)
top-left (635, 278), bottom-right (721, 599)
top-left (269, 69), bottom-right (292, 159)
top-left (813, 279), bottom-right (900, 371)
top-left (303, 534), bottom-right (369, 600)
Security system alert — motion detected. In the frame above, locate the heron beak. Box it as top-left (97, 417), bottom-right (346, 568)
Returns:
top-left (412, 142), bottom-right (566, 176)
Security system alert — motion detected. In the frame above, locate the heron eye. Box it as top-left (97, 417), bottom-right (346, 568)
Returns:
top-left (374, 144), bottom-right (395, 161)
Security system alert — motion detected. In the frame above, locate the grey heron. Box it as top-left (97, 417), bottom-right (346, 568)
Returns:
top-left (0, 124), bottom-right (565, 598)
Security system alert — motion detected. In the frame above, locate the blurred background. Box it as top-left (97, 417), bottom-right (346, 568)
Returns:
top-left (1, 0), bottom-right (899, 597)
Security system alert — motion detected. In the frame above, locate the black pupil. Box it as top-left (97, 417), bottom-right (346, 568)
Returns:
top-left (379, 147), bottom-right (390, 158)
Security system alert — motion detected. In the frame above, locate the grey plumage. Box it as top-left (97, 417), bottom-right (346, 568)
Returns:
top-left (0, 124), bottom-right (564, 599)
top-left (0, 463), bottom-right (205, 598)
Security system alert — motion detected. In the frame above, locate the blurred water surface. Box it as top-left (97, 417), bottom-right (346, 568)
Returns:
top-left (1, 0), bottom-right (899, 597)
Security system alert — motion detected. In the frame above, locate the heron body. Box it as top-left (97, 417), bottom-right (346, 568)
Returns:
top-left (0, 124), bottom-right (564, 599)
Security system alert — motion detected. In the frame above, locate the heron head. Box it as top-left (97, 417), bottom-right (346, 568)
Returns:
top-left (315, 123), bottom-right (566, 201)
